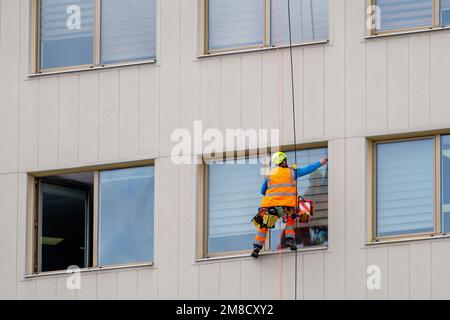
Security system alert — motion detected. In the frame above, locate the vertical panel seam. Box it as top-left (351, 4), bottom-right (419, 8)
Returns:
top-left (408, 244), bottom-right (411, 299)
top-left (386, 40), bottom-right (389, 130)
top-left (15, 0), bottom-right (23, 300)
top-left (76, 75), bottom-right (80, 163)
top-left (118, 71), bottom-right (121, 159)
top-left (408, 37), bottom-right (412, 128)
top-left (96, 72), bottom-right (100, 162)
top-left (177, 0), bottom-right (182, 299)
top-left (138, 68), bottom-right (142, 156)
top-left (322, 46), bottom-right (325, 138)
top-left (364, 40), bottom-right (368, 134)
top-left (428, 34), bottom-right (432, 127)
top-left (57, 77), bottom-right (61, 164)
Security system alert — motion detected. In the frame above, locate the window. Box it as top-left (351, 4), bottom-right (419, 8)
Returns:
top-left (204, 147), bottom-right (328, 257)
top-left (39, 0), bottom-right (95, 70)
top-left (370, 0), bottom-right (449, 34)
top-left (372, 135), bottom-right (450, 242)
top-left (441, 136), bottom-right (450, 232)
top-left (208, 0), bottom-right (265, 51)
top-left (270, 0), bottom-right (329, 46)
top-left (203, 0), bottom-right (329, 53)
top-left (36, 0), bottom-right (156, 72)
top-left (207, 160), bottom-right (262, 254)
top-left (375, 139), bottom-right (434, 238)
top-left (30, 164), bottom-right (155, 274)
top-left (100, 0), bottom-right (157, 64)
top-left (99, 167), bottom-right (155, 266)
top-left (442, 0), bottom-right (450, 25)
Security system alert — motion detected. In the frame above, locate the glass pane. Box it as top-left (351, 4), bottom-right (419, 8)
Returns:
top-left (208, 0), bottom-right (264, 50)
top-left (441, 135), bottom-right (450, 233)
top-left (271, 0), bottom-right (329, 46)
top-left (40, 183), bottom-right (89, 272)
top-left (376, 0), bottom-right (432, 32)
top-left (269, 148), bottom-right (328, 250)
top-left (99, 166), bottom-right (155, 266)
top-left (101, 0), bottom-right (156, 64)
top-left (376, 139), bottom-right (434, 237)
top-left (441, 0), bottom-right (450, 26)
top-left (40, 0), bottom-right (94, 69)
top-left (207, 158), bottom-right (263, 254)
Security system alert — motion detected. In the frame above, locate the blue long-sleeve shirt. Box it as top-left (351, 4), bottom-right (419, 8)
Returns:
top-left (260, 161), bottom-right (322, 196)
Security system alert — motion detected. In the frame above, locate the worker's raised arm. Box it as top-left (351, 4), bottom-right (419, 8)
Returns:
top-left (294, 158), bottom-right (328, 179)
top-left (260, 178), bottom-right (268, 196)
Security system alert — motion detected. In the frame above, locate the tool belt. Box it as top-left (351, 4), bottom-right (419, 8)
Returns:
top-left (251, 196), bottom-right (315, 229)
top-left (251, 207), bottom-right (295, 229)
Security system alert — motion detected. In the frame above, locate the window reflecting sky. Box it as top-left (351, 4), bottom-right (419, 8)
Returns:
top-left (99, 166), bottom-right (154, 266)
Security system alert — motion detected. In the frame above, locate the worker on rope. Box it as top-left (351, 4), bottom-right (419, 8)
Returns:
top-left (251, 152), bottom-right (328, 258)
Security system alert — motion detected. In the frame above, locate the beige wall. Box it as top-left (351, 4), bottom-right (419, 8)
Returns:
top-left (1, 0), bottom-right (450, 299)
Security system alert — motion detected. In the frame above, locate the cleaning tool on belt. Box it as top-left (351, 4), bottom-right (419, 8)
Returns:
top-left (252, 207), bottom-right (297, 229)
top-left (252, 208), bottom-right (279, 229)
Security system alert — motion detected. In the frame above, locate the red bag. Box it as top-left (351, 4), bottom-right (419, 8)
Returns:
top-left (297, 196), bottom-right (314, 224)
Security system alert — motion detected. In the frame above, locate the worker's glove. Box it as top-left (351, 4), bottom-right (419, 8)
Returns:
top-left (292, 163), bottom-right (298, 170)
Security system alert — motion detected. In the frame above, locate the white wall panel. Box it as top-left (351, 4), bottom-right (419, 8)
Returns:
top-left (410, 242), bottom-right (431, 300)
top-left (78, 72), bottom-right (99, 163)
top-left (324, 139), bottom-right (346, 299)
top-left (99, 70), bottom-right (119, 161)
top-left (219, 261), bottom-right (241, 300)
top-left (0, 174), bottom-right (18, 299)
top-left (97, 272), bottom-right (117, 300)
top-left (303, 47), bottom-right (324, 139)
top-left (38, 78), bottom-right (59, 167)
top-left (387, 38), bottom-right (409, 130)
top-left (303, 253), bottom-right (324, 300)
top-left (119, 68), bottom-right (140, 159)
top-left (430, 32), bottom-right (450, 127)
top-left (59, 75), bottom-right (79, 164)
top-left (388, 245), bottom-right (410, 299)
top-left (0, 0), bottom-right (20, 174)
top-left (409, 35), bottom-right (431, 129)
top-left (367, 40), bottom-right (388, 133)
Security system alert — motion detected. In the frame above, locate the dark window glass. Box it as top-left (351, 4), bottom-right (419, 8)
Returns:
top-left (39, 175), bottom-right (93, 272)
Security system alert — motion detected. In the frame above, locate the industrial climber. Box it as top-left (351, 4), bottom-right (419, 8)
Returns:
top-left (251, 152), bottom-right (328, 258)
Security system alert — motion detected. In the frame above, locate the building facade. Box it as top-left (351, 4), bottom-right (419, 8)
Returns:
top-left (1, 0), bottom-right (450, 300)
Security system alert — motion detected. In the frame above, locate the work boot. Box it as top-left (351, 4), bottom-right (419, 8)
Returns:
top-left (286, 239), bottom-right (297, 251)
top-left (251, 246), bottom-right (262, 259)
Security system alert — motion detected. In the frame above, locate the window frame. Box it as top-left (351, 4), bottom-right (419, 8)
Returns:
top-left (198, 143), bottom-right (329, 260)
top-left (368, 0), bottom-right (442, 36)
top-left (32, 0), bottom-right (157, 74)
top-left (27, 160), bottom-right (155, 276)
top-left (200, 0), bottom-right (330, 55)
top-left (369, 135), bottom-right (443, 243)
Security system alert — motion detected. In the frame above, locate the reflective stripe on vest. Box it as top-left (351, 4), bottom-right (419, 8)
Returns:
top-left (264, 192), bottom-right (297, 197)
top-left (260, 167), bottom-right (297, 208)
top-left (267, 183), bottom-right (296, 190)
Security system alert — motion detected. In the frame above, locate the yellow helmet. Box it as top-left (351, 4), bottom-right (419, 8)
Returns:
top-left (272, 152), bottom-right (288, 165)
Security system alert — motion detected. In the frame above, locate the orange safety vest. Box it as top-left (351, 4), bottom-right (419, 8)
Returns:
top-left (260, 167), bottom-right (297, 208)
